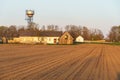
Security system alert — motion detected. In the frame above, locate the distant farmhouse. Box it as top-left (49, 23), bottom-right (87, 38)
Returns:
top-left (75, 35), bottom-right (84, 42)
top-left (39, 31), bottom-right (62, 44)
top-left (8, 31), bottom-right (84, 45)
top-left (59, 32), bottom-right (74, 44)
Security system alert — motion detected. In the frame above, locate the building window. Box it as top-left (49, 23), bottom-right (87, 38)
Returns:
top-left (54, 38), bottom-right (57, 43)
top-left (65, 35), bottom-right (68, 39)
top-left (41, 37), bottom-right (44, 41)
top-left (49, 38), bottom-right (51, 41)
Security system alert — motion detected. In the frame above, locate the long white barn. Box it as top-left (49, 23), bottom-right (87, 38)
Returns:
top-left (9, 31), bottom-right (62, 44)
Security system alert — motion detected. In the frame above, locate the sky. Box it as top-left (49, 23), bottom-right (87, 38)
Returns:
top-left (0, 0), bottom-right (120, 36)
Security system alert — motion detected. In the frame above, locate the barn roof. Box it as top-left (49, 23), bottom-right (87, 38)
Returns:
top-left (67, 32), bottom-right (83, 39)
top-left (19, 30), bottom-right (63, 37)
top-left (61, 32), bottom-right (74, 39)
top-left (40, 31), bottom-right (63, 37)
top-left (19, 30), bottom-right (39, 37)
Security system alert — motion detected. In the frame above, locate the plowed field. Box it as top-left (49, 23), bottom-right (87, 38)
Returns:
top-left (0, 44), bottom-right (120, 80)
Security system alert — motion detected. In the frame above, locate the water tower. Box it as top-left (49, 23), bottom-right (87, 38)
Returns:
top-left (25, 10), bottom-right (35, 25)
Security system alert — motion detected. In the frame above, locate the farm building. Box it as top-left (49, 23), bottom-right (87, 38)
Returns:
top-left (39, 31), bottom-right (62, 44)
top-left (75, 35), bottom-right (84, 42)
top-left (8, 31), bottom-right (63, 44)
top-left (59, 32), bottom-right (74, 44)
top-left (8, 30), bottom-right (40, 44)
top-left (8, 31), bottom-right (80, 45)
top-left (0, 37), bottom-right (2, 43)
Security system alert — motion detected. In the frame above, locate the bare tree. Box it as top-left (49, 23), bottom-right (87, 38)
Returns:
top-left (54, 25), bottom-right (59, 31)
top-left (0, 26), bottom-right (8, 37)
top-left (6, 25), bottom-right (19, 39)
top-left (90, 28), bottom-right (104, 40)
top-left (108, 25), bottom-right (120, 42)
top-left (64, 25), bottom-right (83, 40)
top-left (18, 27), bottom-right (25, 35)
top-left (64, 25), bottom-right (104, 40)
top-left (18, 23), bottom-right (40, 37)
top-left (46, 25), bottom-right (59, 31)
top-left (65, 25), bottom-right (71, 31)
top-left (41, 25), bottom-right (46, 31)
top-left (82, 26), bottom-right (90, 40)
top-left (27, 22), bottom-right (39, 31)
top-left (47, 25), bottom-right (53, 31)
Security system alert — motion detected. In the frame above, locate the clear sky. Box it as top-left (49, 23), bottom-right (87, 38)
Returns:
top-left (0, 0), bottom-right (120, 35)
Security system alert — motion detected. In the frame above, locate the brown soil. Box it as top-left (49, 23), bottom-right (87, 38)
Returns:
top-left (0, 44), bottom-right (120, 80)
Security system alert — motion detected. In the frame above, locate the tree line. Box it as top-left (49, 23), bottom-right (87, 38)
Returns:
top-left (107, 25), bottom-right (120, 42)
top-left (0, 23), bottom-right (120, 42)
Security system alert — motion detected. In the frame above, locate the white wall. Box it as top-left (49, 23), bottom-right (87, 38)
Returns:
top-left (12, 36), bottom-right (60, 44)
top-left (76, 36), bottom-right (84, 42)
top-left (39, 37), bottom-right (59, 44)
top-left (19, 37), bottom-right (40, 43)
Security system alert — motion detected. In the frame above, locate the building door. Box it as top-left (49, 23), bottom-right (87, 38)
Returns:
top-left (54, 39), bottom-right (57, 44)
